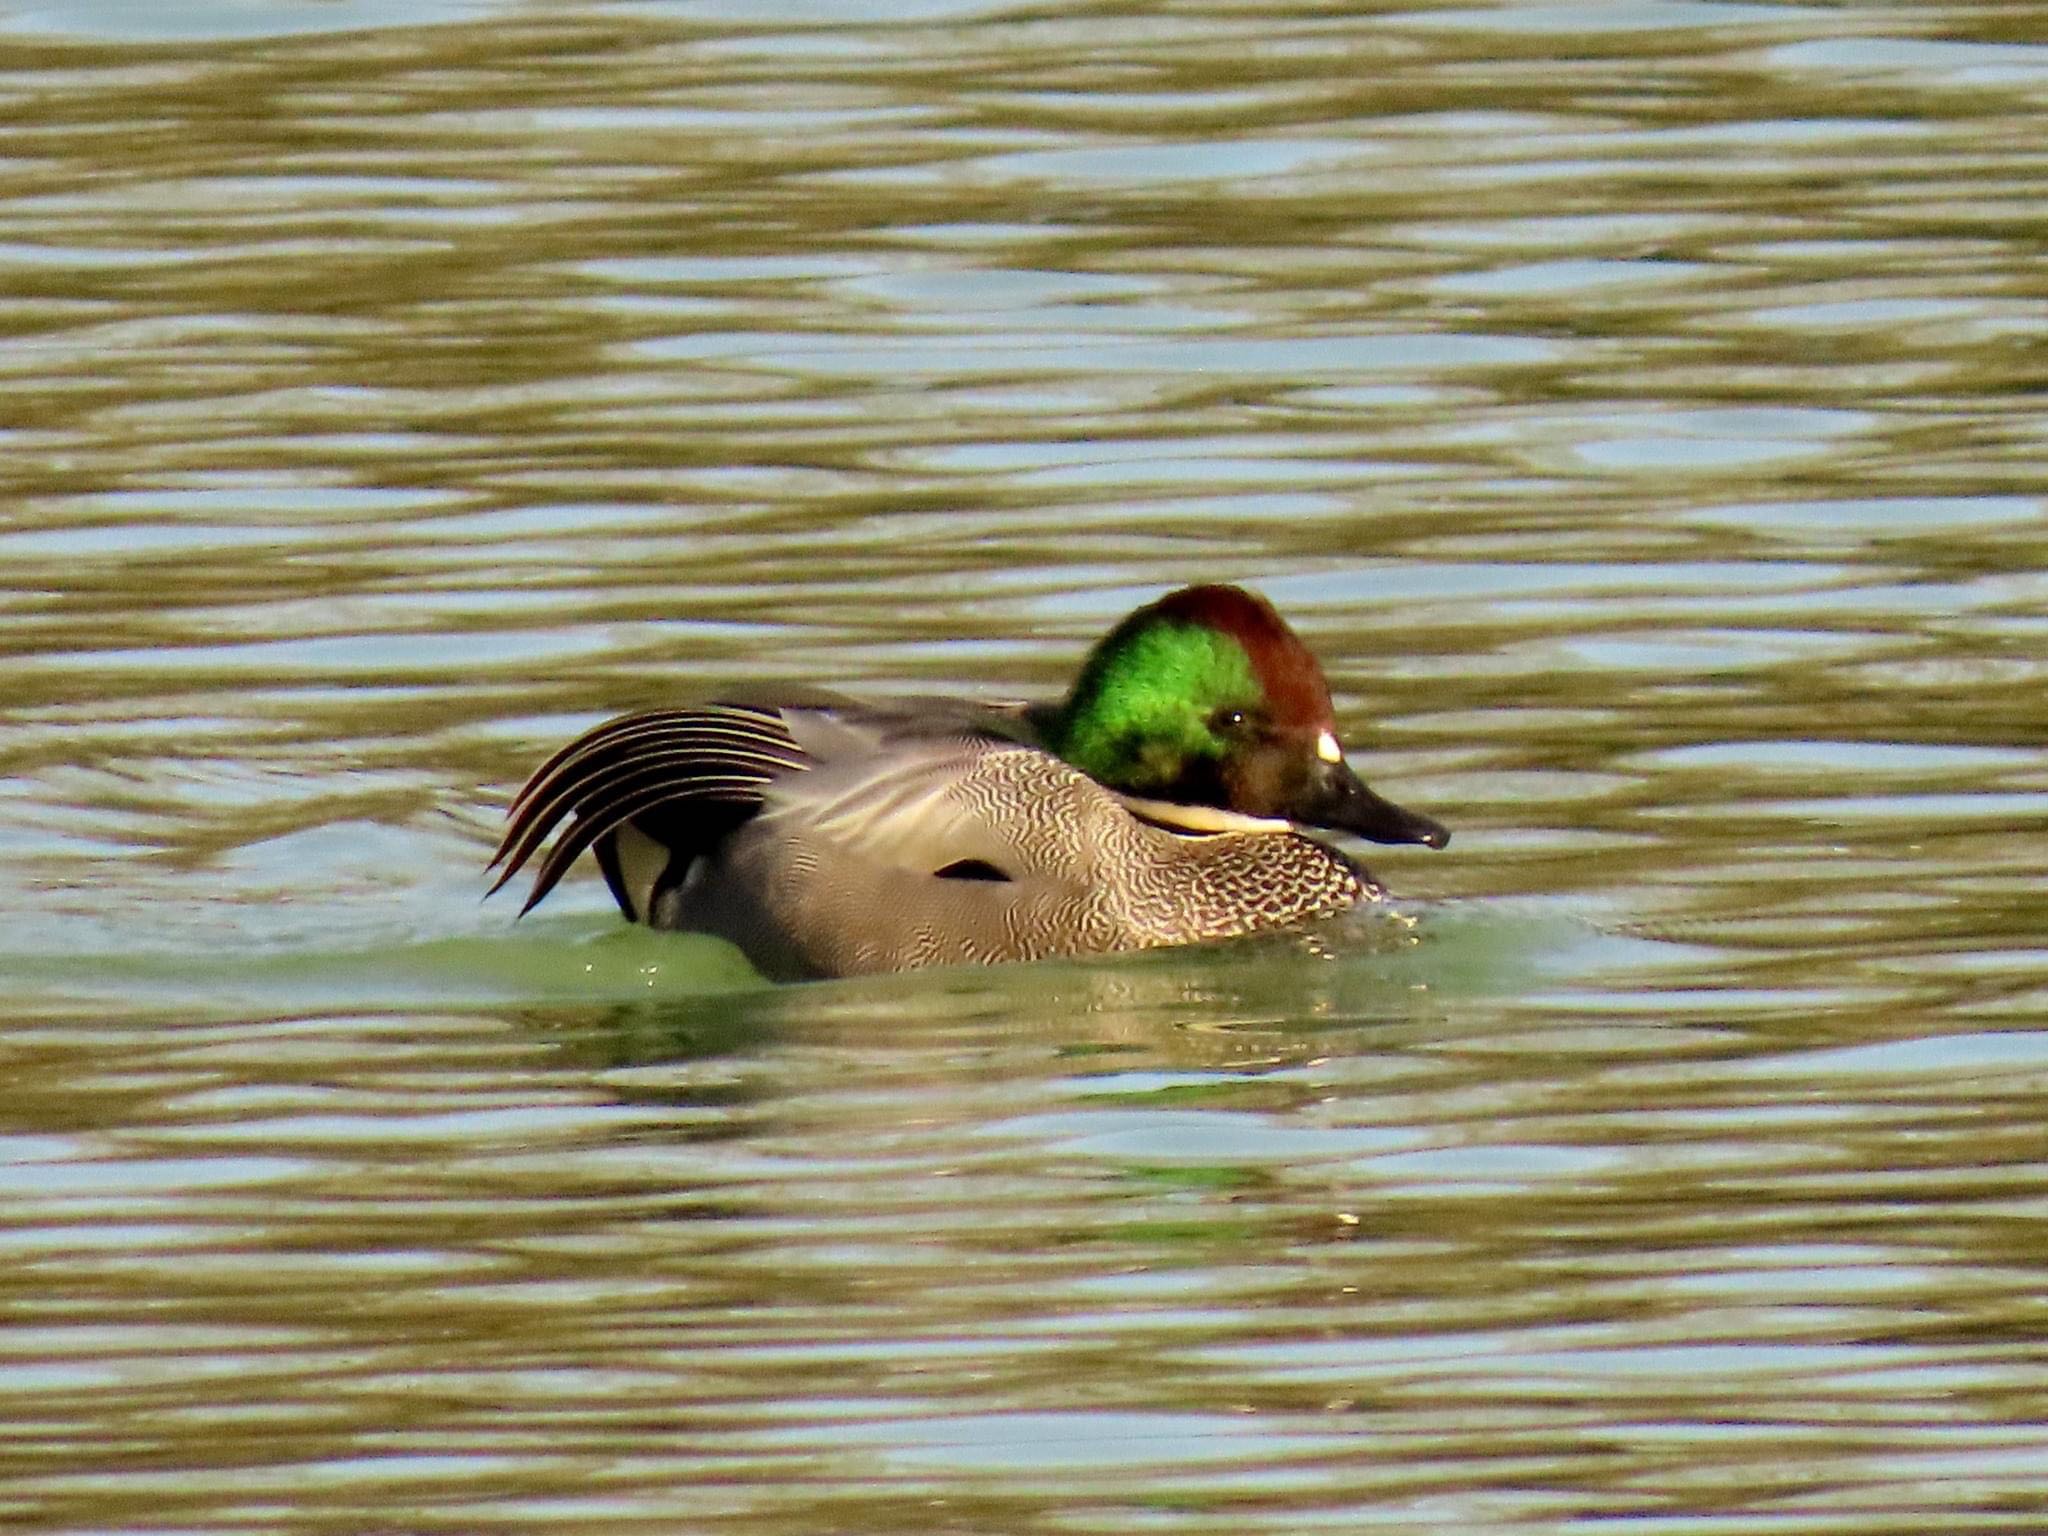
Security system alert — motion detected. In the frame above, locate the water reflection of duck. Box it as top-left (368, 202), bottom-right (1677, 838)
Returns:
top-left (490, 585), bottom-right (1447, 979)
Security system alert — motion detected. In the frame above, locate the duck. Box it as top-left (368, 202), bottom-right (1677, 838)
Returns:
top-left (488, 584), bottom-right (1448, 980)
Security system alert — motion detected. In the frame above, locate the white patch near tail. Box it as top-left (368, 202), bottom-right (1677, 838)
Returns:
top-left (611, 822), bottom-right (671, 923)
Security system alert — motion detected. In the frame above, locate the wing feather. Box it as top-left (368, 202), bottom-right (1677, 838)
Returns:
top-left (491, 704), bottom-right (810, 912)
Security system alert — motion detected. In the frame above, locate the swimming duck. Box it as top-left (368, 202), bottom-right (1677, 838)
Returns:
top-left (489, 584), bottom-right (1447, 979)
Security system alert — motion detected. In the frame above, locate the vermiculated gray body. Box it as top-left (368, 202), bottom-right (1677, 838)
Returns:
top-left (657, 738), bottom-right (1373, 978)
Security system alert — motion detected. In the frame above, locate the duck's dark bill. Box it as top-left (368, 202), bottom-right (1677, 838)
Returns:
top-left (1301, 762), bottom-right (1450, 849)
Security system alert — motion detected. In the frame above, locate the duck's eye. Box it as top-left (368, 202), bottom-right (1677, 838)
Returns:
top-left (1210, 707), bottom-right (1249, 735)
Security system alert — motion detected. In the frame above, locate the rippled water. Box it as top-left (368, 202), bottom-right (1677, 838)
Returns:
top-left (4, 1), bottom-right (2046, 1530)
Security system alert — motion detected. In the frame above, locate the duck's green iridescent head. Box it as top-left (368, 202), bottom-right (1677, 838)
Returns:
top-left (1049, 584), bottom-right (1448, 848)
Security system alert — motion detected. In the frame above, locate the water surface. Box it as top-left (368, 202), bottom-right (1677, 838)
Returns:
top-left (3, 1), bottom-right (2045, 1530)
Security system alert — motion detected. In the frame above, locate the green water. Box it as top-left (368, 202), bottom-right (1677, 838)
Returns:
top-left (3, 1), bottom-right (2047, 1530)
